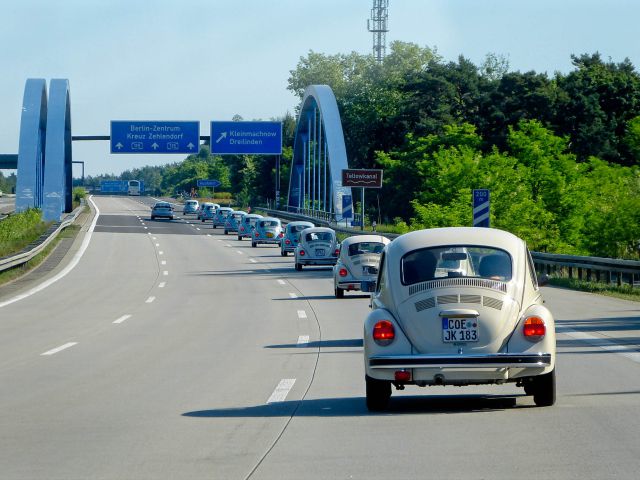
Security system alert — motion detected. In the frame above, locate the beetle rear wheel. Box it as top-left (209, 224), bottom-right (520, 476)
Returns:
top-left (295, 263), bottom-right (302, 271)
top-left (335, 287), bottom-right (344, 298)
top-left (252, 242), bottom-right (257, 248)
top-left (238, 236), bottom-right (242, 241)
top-left (365, 375), bottom-right (391, 411)
top-left (532, 369), bottom-right (556, 407)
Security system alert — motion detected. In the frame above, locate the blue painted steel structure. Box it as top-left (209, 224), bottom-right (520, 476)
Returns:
top-left (14, 79), bottom-right (74, 221)
top-left (15, 79), bottom-right (48, 215)
top-left (287, 85), bottom-right (353, 221)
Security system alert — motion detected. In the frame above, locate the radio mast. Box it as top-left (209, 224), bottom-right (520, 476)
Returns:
top-left (367, 0), bottom-right (389, 63)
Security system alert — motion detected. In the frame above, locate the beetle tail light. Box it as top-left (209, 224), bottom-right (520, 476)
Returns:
top-left (299, 249), bottom-right (305, 256)
top-left (255, 232), bottom-right (260, 237)
top-left (373, 320), bottom-right (395, 346)
top-left (395, 370), bottom-right (411, 382)
top-left (285, 239), bottom-right (291, 245)
top-left (523, 316), bottom-right (546, 342)
top-left (339, 268), bottom-right (348, 277)
top-left (278, 232), bottom-right (284, 238)
top-left (334, 249), bottom-right (340, 256)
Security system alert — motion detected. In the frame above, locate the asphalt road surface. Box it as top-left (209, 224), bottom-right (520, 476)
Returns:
top-left (0, 195), bottom-right (15, 217)
top-left (0, 196), bottom-right (638, 479)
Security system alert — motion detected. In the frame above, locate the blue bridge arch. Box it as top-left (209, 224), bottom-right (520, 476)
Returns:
top-left (287, 85), bottom-right (353, 221)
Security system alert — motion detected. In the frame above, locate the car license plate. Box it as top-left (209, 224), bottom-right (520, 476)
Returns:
top-left (442, 318), bottom-right (479, 343)
top-left (363, 266), bottom-right (378, 275)
top-left (315, 249), bottom-right (325, 256)
top-left (266, 232), bottom-right (274, 238)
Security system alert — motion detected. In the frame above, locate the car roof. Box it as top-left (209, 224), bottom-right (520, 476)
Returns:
top-left (154, 201), bottom-right (171, 206)
top-left (258, 217), bottom-right (281, 223)
top-left (244, 214), bottom-right (263, 219)
top-left (301, 227), bottom-right (335, 234)
top-left (387, 227), bottom-right (523, 260)
top-left (231, 210), bottom-right (247, 215)
top-left (340, 234), bottom-right (391, 246)
top-left (287, 221), bottom-right (314, 227)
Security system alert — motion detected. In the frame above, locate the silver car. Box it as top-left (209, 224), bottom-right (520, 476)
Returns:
top-left (333, 235), bottom-right (391, 298)
top-left (183, 199), bottom-right (199, 215)
top-left (224, 211), bottom-right (247, 235)
top-left (293, 227), bottom-right (339, 271)
top-left (238, 214), bottom-right (263, 241)
top-left (252, 217), bottom-right (283, 247)
top-left (212, 207), bottom-right (233, 228)
top-left (362, 227), bottom-right (556, 411)
top-left (280, 221), bottom-right (314, 257)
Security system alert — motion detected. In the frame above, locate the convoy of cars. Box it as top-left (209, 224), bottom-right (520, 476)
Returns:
top-left (175, 200), bottom-right (558, 413)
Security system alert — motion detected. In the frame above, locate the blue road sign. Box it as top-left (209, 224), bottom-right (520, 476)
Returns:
top-left (197, 179), bottom-right (221, 188)
top-left (342, 194), bottom-right (353, 219)
top-left (210, 121), bottom-right (282, 155)
top-left (473, 189), bottom-right (490, 227)
top-left (111, 121), bottom-right (200, 154)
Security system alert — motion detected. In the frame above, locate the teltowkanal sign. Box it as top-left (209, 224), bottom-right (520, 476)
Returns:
top-left (341, 169), bottom-right (383, 188)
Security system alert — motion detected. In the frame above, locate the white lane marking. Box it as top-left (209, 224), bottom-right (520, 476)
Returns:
top-left (144, 227), bottom-right (148, 230)
top-left (277, 279), bottom-right (286, 285)
top-left (0, 196), bottom-right (100, 309)
top-left (225, 244), bottom-right (231, 247)
top-left (161, 260), bottom-right (167, 265)
top-left (297, 335), bottom-right (310, 346)
top-left (158, 282), bottom-right (166, 288)
top-left (155, 243), bottom-right (160, 247)
top-left (141, 223), bottom-right (145, 226)
top-left (146, 296), bottom-right (156, 303)
top-left (113, 314), bottom-right (132, 324)
top-left (297, 310), bottom-right (307, 319)
top-left (557, 327), bottom-right (640, 364)
top-left (152, 237), bottom-right (157, 240)
top-left (206, 234), bottom-right (211, 237)
top-left (250, 259), bottom-right (257, 263)
top-left (159, 251), bottom-right (164, 255)
top-left (237, 251), bottom-right (243, 255)
top-left (267, 378), bottom-right (296, 403)
top-left (289, 292), bottom-right (298, 299)
top-left (163, 270), bottom-right (169, 276)
top-left (41, 342), bottom-right (78, 356)
top-left (217, 239), bottom-right (223, 242)
top-left (196, 228), bottom-right (201, 231)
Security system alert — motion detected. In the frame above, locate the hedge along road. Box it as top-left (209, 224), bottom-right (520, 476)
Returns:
top-left (0, 196), bottom-right (638, 479)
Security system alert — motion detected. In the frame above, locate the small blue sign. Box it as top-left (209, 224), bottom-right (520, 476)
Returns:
top-left (210, 121), bottom-right (282, 155)
top-left (473, 189), bottom-right (490, 227)
top-left (197, 179), bottom-right (221, 188)
top-left (342, 195), bottom-right (353, 219)
top-left (111, 121), bottom-right (200, 154)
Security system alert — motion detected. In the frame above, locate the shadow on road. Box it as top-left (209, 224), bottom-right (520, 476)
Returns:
top-left (265, 339), bottom-right (363, 349)
top-left (183, 394), bottom-right (525, 419)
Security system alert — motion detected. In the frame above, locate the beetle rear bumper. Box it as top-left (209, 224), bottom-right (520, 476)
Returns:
top-left (369, 353), bottom-right (552, 369)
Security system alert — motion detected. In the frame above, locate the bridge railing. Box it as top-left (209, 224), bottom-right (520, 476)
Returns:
top-left (261, 207), bottom-right (640, 288)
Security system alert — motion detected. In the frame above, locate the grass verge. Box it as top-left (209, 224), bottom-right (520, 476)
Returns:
top-left (0, 225), bottom-right (80, 287)
top-left (548, 277), bottom-right (640, 302)
top-left (0, 209), bottom-right (52, 257)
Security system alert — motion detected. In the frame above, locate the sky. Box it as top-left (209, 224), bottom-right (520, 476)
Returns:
top-left (1, 0), bottom-right (639, 177)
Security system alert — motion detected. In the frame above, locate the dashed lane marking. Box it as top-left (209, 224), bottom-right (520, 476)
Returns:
top-left (41, 342), bottom-right (78, 356)
top-left (113, 314), bottom-right (132, 324)
top-left (289, 293), bottom-right (298, 298)
top-left (146, 296), bottom-right (156, 303)
top-left (163, 271), bottom-right (169, 276)
top-left (158, 282), bottom-right (166, 288)
top-left (277, 279), bottom-right (286, 285)
top-left (267, 378), bottom-right (296, 403)
top-left (161, 260), bottom-right (166, 265)
top-left (297, 335), bottom-right (310, 346)
top-left (297, 310), bottom-right (307, 319)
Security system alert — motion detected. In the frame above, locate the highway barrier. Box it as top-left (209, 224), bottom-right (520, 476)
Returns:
top-left (0, 202), bottom-right (85, 273)
top-left (261, 208), bottom-right (640, 288)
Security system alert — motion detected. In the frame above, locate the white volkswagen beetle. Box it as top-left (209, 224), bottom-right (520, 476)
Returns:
top-left (294, 227), bottom-right (339, 271)
top-left (362, 227), bottom-right (556, 411)
top-left (333, 234), bottom-right (391, 298)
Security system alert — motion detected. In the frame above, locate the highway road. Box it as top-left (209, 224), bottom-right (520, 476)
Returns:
top-left (0, 196), bottom-right (638, 479)
top-left (0, 195), bottom-right (15, 218)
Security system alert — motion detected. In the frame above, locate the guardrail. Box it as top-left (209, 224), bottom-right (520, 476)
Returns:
top-left (261, 207), bottom-right (640, 288)
top-left (0, 203), bottom-right (85, 273)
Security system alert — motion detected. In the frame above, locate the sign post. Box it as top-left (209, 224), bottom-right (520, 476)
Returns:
top-left (342, 195), bottom-right (353, 228)
top-left (473, 189), bottom-right (490, 227)
top-left (110, 121), bottom-right (200, 154)
top-left (341, 169), bottom-right (383, 230)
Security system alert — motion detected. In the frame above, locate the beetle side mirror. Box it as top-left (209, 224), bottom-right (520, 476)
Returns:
top-left (538, 274), bottom-right (549, 287)
top-left (361, 280), bottom-right (376, 293)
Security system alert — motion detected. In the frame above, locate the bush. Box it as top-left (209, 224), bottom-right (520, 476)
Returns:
top-left (0, 209), bottom-right (49, 257)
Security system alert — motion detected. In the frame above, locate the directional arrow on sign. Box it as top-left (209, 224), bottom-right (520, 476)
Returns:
top-left (151, 143), bottom-right (159, 150)
top-left (187, 142), bottom-right (195, 150)
top-left (216, 132), bottom-right (227, 144)
top-left (115, 142), bottom-right (123, 150)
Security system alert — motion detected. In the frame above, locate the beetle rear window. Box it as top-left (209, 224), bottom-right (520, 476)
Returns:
top-left (305, 232), bottom-right (333, 242)
top-left (401, 246), bottom-right (512, 285)
top-left (348, 242), bottom-right (385, 256)
top-left (290, 225), bottom-right (309, 233)
top-left (260, 220), bottom-right (279, 227)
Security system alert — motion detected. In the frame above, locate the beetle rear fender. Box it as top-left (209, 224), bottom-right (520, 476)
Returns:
top-left (364, 309), bottom-right (413, 359)
top-left (507, 304), bottom-right (556, 372)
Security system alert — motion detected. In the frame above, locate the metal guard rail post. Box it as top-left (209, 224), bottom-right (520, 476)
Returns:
top-left (0, 202), bottom-right (85, 273)
top-left (262, 207), bottom-right (640, 288)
